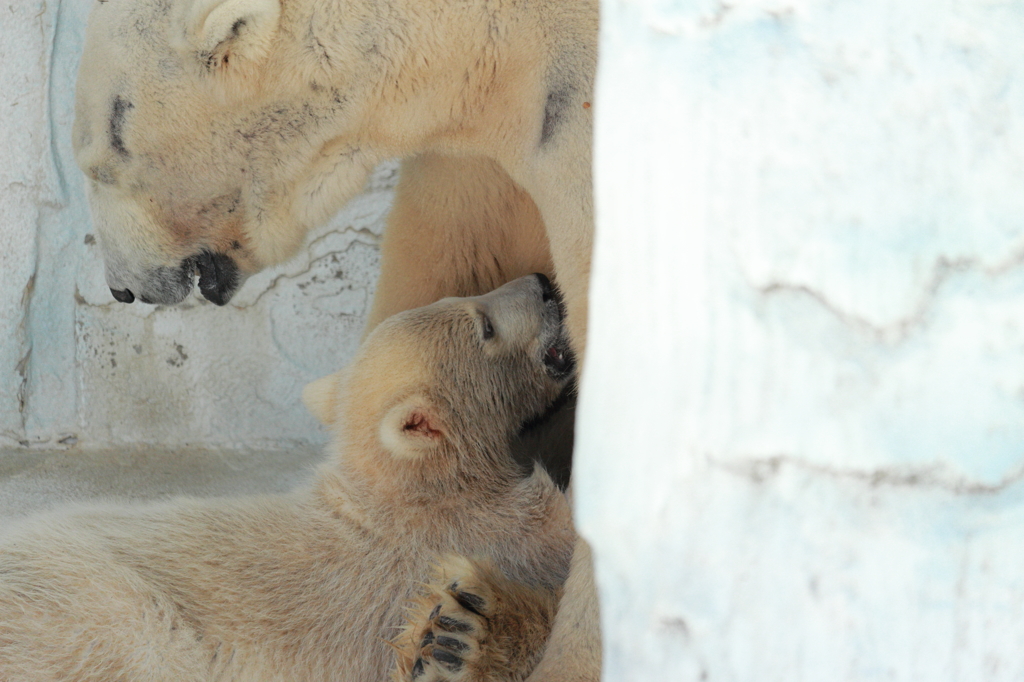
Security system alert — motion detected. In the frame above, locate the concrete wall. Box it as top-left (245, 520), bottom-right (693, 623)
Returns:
top-left (579, 0), bottom-right (1024, 679)
top-left (0, 1), bottom-right (390, 450)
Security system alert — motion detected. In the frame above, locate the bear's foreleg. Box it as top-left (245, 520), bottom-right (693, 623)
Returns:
top-left (513, 107), bottom-right (601, 682)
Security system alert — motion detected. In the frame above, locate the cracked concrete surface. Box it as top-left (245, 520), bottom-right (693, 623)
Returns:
top-left (753, 255), bottom-right (984, 346)
top-left (0, 1), bottom-right (49, 445)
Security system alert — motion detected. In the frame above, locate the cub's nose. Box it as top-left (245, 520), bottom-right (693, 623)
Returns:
top-left (533, 273), bottom-right (553, 302)
top-left (110, 287), bottom-right (135, 303)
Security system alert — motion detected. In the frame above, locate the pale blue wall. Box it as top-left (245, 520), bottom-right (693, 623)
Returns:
top-left (581, 0), bottom-right (1024, 678)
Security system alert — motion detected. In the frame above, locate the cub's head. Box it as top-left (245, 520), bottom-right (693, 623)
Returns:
top-left (303, 275), bottom-right (574, 481)
top-left (73, 0), bottom-right (378, 305)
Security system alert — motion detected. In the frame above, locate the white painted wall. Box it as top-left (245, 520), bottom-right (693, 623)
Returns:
top-left (0, 1), bottom-right (390, 450)
top-left (579, 0), bottom-right (1024, 679)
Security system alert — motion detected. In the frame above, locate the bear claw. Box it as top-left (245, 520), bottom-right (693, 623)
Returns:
top-left (451, 588), bottom-right (486, 616)
top-left (392, 555), bottom-right (561, 682)
top-left (395, 564), bottom-right (493, 682)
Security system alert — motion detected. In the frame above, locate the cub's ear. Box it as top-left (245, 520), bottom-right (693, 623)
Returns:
top-left (379, 396), bottom-right (447, 459)
top-left (302, 372), bottom-right (342, 426)
top-left (171, 0), bottom-right (280, 92)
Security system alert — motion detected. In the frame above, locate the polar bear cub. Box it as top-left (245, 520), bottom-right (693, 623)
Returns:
top-left (0, 275), bottom-right (576, 682)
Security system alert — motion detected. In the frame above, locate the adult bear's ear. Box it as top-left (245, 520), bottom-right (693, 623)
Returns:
top-left (171, 0), bottom-right (281, 94)
top-left (302, 372), bottom-right (341, 426)
top-left (379, 395), bottom-right (447, 459)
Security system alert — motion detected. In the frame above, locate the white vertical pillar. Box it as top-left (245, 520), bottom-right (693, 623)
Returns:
top-left (579, 1), bottom-right (1024, 679)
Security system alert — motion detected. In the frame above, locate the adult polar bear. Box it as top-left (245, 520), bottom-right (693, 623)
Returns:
top-left (72, 0), bottom-right (600, 680)
top-left (72, 0), bottom-right (595, 348)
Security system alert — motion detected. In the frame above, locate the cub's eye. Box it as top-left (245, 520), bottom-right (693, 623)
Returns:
top-left (481, 314), bottom-right (495, 340)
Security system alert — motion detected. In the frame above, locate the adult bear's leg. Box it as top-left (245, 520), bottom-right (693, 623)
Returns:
top-left (372, 149), bottom-right (600, 681)
top-left (523, 538), bottom-right (601, 682)
top-left (365, 154), bottom-right (552, 335)
top-left (512, 102), bottom-right (600, 681)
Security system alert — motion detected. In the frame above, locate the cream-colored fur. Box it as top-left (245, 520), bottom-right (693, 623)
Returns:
top-left (392, 556), bottom-right (563, 682)
top-left (73, 0), bottom-right (601, 677)
top-left (0, 278), bottom-right (575, 682)
top-left (72, 0), bottom-right (596, 349)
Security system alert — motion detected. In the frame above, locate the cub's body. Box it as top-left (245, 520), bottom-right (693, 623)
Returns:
top-left (0, 277), bottom-right (575, 681)
top-left (0, 485), bottom-right (566, 680)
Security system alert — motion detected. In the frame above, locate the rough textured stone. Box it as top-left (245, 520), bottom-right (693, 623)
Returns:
top-left (0, 4), bottom-right (392, 450)
top-left (0, 0), bottom-right (53, 445)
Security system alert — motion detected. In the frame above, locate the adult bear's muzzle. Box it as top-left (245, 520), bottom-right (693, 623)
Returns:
top-left (193, 250), bottom-right (241, 306)
top-left (105, 250), bottom-right (241, 306)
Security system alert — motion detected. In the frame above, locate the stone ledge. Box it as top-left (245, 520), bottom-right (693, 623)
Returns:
top-left (0, 445), bottom-right (323, 521)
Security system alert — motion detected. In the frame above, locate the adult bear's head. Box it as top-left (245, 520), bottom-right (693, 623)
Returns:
top-left (72, 0), bottom-right (387, 305)
top-left (303, 275), bottom-right (575, 481)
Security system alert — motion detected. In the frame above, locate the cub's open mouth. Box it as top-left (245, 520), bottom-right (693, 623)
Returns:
top-left (543, 342), bottom-right (573, 377)
top-left (533, 272), bottom-right (574, 379)
top-left (542, 332), bottom-right (575, 379)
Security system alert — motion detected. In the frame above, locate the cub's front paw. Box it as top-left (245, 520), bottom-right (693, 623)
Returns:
top-left (393, 557), bottom-right (559, 682)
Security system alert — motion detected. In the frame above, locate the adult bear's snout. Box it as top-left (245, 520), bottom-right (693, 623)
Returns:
top-left (194, 250), bottom-right (241, 306)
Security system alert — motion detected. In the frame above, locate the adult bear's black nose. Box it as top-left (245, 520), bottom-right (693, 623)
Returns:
top-left (195, 250), bottom-right (240, 306)
top-left (110, 287), bottom-right (135, 303)
top-left (533, 273), bottom-right (554, 302)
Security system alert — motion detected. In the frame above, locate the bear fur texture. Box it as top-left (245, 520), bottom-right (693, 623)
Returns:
top-left (72, 0), bottom-right (596, 350)
top-left (72, 0), bottom-right (602, 678)
top-left (0, 277), bottom-right (575, 682)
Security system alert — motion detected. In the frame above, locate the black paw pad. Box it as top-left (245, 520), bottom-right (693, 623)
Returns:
top-left (420, 631), bottom-right (435, 647)
top-left (437, 615), bottom-right (472, 633)
top-left (453, 590), bottom-right (486, 616)
top-left (436, 635), bottom-right (469, 653)
top-left (411, 657), bottom-right (426, 679)
top-left (433, 648), bottom-right (464, 672)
